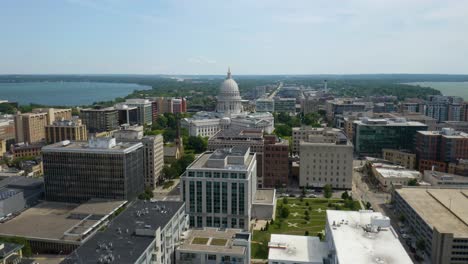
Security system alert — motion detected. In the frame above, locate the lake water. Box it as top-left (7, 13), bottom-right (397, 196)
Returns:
top-left (0, 81), bottom-right (151, 106)
top-left (406, 82), bottom-right (468, 100)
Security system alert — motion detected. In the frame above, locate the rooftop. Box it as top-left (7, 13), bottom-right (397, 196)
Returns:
top-left (211, 128), bottom-right (263, 140)
top-left (0, 242), bottom-right (23, 259)
top-left (417, 128), bottom-right (468, 138)
top-left (372, 164), bottom-right (420, 179)
top-left (327, 210), bottom-right (412, 264)
top-left (0, 199), bottom-right (126, 243)
top-left (354, 118), bottom-right (427, 127)
top-left (268, 234), bottom-right (328, 263)
top-left (395, 188), bottom-right (468, 237)
top-left (424, 170), bottom-right (468, 183)
top-left (253, 189), bottom-right (275, 205)
top-left (61, 200), bottom-right (184, 264)
top-left (188, 146), bottom-right (254, 171)
top-left (178, 228), bottom-right (249, 255)
top-left (42, 138), bottom-right (143, 154)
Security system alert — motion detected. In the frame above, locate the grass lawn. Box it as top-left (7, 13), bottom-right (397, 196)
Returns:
top-left (251, 197), bottom-right (361, 259)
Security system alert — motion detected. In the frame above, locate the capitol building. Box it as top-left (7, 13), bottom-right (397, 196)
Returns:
top-left (182, 69), bottom-right (274, 137)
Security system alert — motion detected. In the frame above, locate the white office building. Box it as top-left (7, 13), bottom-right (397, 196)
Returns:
top-left (268, 234), bottom-right (328, 264)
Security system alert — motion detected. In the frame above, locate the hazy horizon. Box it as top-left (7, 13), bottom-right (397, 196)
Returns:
top-left (1, 0), bottom-right (468, 75)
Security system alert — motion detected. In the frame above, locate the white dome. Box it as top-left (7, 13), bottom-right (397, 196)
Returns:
top-left (216, 67), bottom-right (243, 116)
top-left (220, 78), bottom-right (240, 95)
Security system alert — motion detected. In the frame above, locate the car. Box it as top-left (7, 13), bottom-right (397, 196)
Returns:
top-left (401, 234), bottom-right (410, 240)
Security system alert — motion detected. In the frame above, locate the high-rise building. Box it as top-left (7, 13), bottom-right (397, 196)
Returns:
top-left (292, 127), bottom-right (342, 155)
top-left (0, 118), bottom-right (15, 148)
top-left (353, 118), bottom-right (427, 157)
top-left (393, 188), bottom-right (468, 264)
top-left (425, 95), bottom-right (464, 122)
top-left (45, 118), bottom-right (88, 143)
top-left (120, 99), bottom-right (153, 125)
top-left (415, 128), bottom-right (468, 172)
top-left (43, 137), bottom-right (144, 203)
top-left (299, 130), bottom-right (353, 189)
top-left (114, 126), bottom-right (164, 188)
top-left (115, 104), bottom-right (139, 126)
top-left (180, 146), bottom-right (257, 230)
top-left (273, 98), bottom-right (296, 113)
top-left (14, 108), bottom-right (72, 144)
top-left (325, 98), bottom-right (367, 120)
top-left (255, 98), bottom-right (274, 112)
top-left (80, 107), bottom-right (119, 133)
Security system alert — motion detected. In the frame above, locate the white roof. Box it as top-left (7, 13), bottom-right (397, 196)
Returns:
top-left (375, 167), bottom-right (420, 179)
top-left (268, 234), bottom-right (328, 264)
top-left (327, 210), bottom-right (412, 264)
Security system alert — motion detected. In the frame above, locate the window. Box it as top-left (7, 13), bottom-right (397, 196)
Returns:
top-left (222, 173), bottom-right (229, 178)
top-left (196, 171), bottom-right (204, 178)
top-left (214, 172), bottom-right (220, 178)
top-left (230, 173), bottom-right (237, 179)
top-left (188, 171), bottom-right (194, 177)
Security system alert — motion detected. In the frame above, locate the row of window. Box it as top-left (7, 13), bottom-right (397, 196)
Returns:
top-left (187, 171), bottom-right (247, 179)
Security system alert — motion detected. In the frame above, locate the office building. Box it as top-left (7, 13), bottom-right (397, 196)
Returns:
top-left (353, 118), bottom-right (427, 157)
top-left (292, 127), bottom-right (342, 154)
top-left (369, 162), bottom-right (420, 191)
top-left (43, 137), bottom-right (144, 203)
top-left (172, 97), bottom-right (187, 113)
top-left (299, 130), bottom-right (353, 189)
top-left (393, 188), bottom-right (468, 264)
top-left (115, 104), bottom-right (139, 125)
top-left (80, 107), bottom-right (119, 133)
top-left (268, 234), bottom-right (328, 264)
top-left (325, 98), bottom-right (367, 120)
top-left (415, 128), bottom-right (468, 172)
top-left (425, 95), bottom-right (464, 122)
top-left (263, 135), bottom-right (289, 188)
top-left (255, 98), bottom-right (274, 112)
top-left (0, 176), bottom-right (44, 218)
top-left (114, 126), bottom-right (164, 188)
top-left (181, 146), bottom-right (256, 230)
top-left (45, 118), bottom-right (88, 143)
top-left (176, 228), bottom-right (251, 264)
top-left (151, 97), bottom-right (187, 115)
top-left (0, 199), bottom-right (126, 254)
top-left (382, 149), bottom-right (416, 169)
top-left (15, 108), bottom-right (72, 144)
top-left (120, 99), bottom-right (153, 125)
top-left (423, 170), bottom-right (468, 187)
top-left (273, 98), bottom-right (296, 113)
top-left (62, 200), bottom-right (187, 264)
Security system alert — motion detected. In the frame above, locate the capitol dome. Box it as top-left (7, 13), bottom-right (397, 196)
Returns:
top-left (216, 68), bottom-right (243, 116)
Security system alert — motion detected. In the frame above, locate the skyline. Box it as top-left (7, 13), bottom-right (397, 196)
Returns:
top-left (1, 0), bottom-right (468, 75)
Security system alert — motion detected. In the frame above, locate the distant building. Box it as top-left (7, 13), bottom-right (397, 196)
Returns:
top-left (326, 210), bottom-right (412, 264)
top-left (80, 107), bottom-right (119, 133)
top-left (436, 121), bottom-right (468, 133)
top-left (114, 126), bottom-right (164, 188)
top-left (415, 128), bottom-right (468, 172)
top-left (14, 108), bottom-right (72, 144)
top-left (425, 95), bottom-right (464, 122)
top-left (292, 127), bottom-right (341, 155)
top-left (273, 98), bottom-right (296, 113)
top-left (150, 97), bottom-right (187, 115)
top-left (255, 98), bottom-right (274, 112)
top-left (263, 135), bottom-right (289, 188)
top-left (299, 130), bottom-right (353, 189)
top-left (369, 162), bottom-right (420, 191)
top-left (115, 104), bottom-right (139, 125)
top-left (45, 118), bottom-right (88, 143)
top-left (9, 142), bottom-right (45, 158)
top-left (393, 188), bottom-right (468, 264)
top-left (448, 159), bottom-right (468, 176)
top-left (325, 98), bottom-right (367, 120)
top-left (382, 149), bottom-right (416, 169)
top-left (423, 170), bottom-right (468, 187)
top-left (120, 99), bottom-right (153, 125)
top-left (353, 118), bottom-right (427, 157)
top-left (176, 228), bottom-right (251, 264)
top-left (0, 118), bottom-right (15, 148)
top-left (181, 146), bottom-right (256, 230)
top-left (43, 137), bottom-right (144, 203)
top-left (62, 200), bottom-right (187, 264)
top-left (0, 176), bottom-right (44, 217)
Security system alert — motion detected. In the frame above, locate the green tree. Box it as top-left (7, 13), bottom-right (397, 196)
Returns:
top-left (186, 136), bottom-right (207, 153)
top-left (304, 231), bottom-right (309, 236)
top-left (274, 124), bottom-right (292, 137)
top-left (416, 239), bottom-right (426, 252)
top-left (279, 206), bottom-right (290, 219)
top-left (323, 184), bottom-right (333, 199)
top-left (162, 164), bottom-right (179, 179)
top-left (407, 179), bottom-right (419, 186)
top-left (162, 129), bottom-right (176, 143)
top-left (365, 201), bottom-right (372, 209)
top-left (153, 115), bottom-right (168, 130)
top-left (341, 191), bottom-right (350, 200)
top-left (282, 197), bottom-right (288, 204)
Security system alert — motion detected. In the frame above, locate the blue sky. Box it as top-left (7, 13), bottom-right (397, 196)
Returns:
top-left (1, 0), bottom-right (467, 74)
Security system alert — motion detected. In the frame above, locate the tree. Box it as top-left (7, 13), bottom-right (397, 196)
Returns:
top-left (407, 179), bottom-right (419, 186)
top-left (282, 197), bottom-right (288, 204)
top-left (164, 113), bottom-right (177, 129)
top-left (301, 186), bottom-right (306, 197)
top-left (265, 221), bottom-right (269, 231)
top-left (365, 201), bottom-right (372, 209)
top-left (274, 124), bottom-right (292, 137)
top-left (304, 231), bottom-right (309, 236)
top-left (162, 164), bottom-right (179, 179)
top-left (153, 115), bottom-right (168, 130)
top-left (162, 129), bottom-right (176, 143)
top-left (341, 191), bottom-right (350, 200)
top-left (279, 206), bottom-right (290, 219)
top-left (186, 136), bottom-right (207, 153)
top-left (416, 239), bottom-right (426, 252)
top-left (323, 184), bottom-right (333, 199)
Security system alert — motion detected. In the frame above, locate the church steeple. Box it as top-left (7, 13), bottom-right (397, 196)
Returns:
top-left (227, 67), bottom-right (231, 79)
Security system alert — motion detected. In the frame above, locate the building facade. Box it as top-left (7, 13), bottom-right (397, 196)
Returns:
top-left (180, 147), bottom-right (256, 230)
top-left (45, 118), bottom-right (88, 144)
top-left (353, 118), bottom-right (427, 157)
top-left (255, 98), bottom-right (274, 112)
top-left (273, 98), bottom-right (296, 113)
top-left (80, 107), bottom-right (119, 133)
top-left (299, 131), bottom-right (353, 189)
top-left (382, 149), bottom-right (416, 169)
top-left (121, 99), bottom-right (153, 125)
top-left (292, 127), bottom-right (341, 155)
top-left (43, 137), bottom-right (144, 203)
top-left (263, 135), bottom-right (289, 188)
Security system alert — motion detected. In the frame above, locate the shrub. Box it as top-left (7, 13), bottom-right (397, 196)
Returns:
top-left (283, 197), bottom-right (289, 204)
top-left (304, 231), bottom-right (309, 236)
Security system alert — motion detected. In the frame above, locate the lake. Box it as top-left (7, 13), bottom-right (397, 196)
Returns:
top-left (0, 81), bottom-right (151, 106)
top-left (405, 82), bottom-right (468, 100)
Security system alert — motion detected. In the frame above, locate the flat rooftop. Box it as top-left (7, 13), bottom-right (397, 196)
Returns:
top-left (253, 189), bottom-right (275, 205)
top-left (327, 210), bottom-right (412, 264)
top-left (374, 166), bottom-right (420, 179)
top-left (178, 228), bottom-right (248, 255)
top-left (189, 147), bottom-right (254, 171)
top-left (211, 128), bottom-right (263, 139)
top-left (395, 188), bottom-right (468, 237)
top-left (354, 118), bottom-right (426, 127)
top-left (42, 139), bottom-right (142, 154)
top-left (417, 130), bottom-right (468, 138)
top-left (61, 200), bottom-right (184, 264)
top-left (0, 199), bottom-right (126, 243)
top-left (268, 234), bottom-right (328, 263)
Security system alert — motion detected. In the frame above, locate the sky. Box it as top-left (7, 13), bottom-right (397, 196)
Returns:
top-left (1, 0), bottom-right (468, 75)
